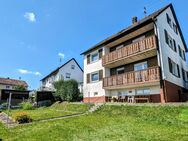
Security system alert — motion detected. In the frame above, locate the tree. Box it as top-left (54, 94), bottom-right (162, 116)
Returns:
top-left (14, 85), bottom-right (27, 91)
top-left (53, 79), bottom-right (80, 102)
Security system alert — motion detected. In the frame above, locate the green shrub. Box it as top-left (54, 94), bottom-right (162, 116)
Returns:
top-left (14, 112), bottom-right (32, 124)
top-left (53, 79), bottom-right (80, 102)
top-left (0, 103), bottom-right (8, 109)
top-left (20, 102), bottom-right (35, 110)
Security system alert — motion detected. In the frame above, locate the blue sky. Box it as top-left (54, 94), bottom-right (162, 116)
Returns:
top-left (0, 0), bottom-right (187, 89)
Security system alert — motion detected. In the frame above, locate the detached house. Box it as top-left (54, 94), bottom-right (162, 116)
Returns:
top-left (81, 4), bottom-right (188, 103)
top-left (41, 58), bottom-right (83, 92)
top-left (0, 77), bottom-right (29, 104)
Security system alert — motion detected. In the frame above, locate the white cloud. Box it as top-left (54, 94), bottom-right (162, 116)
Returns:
top-left (24, 12), bottom-right (36, 22)
top-left (18, 69), bottom-right (41, 76)
top-left (58, 53), bottom-right (65, 58)
top-left (34, 72), bottom-right (41, 76)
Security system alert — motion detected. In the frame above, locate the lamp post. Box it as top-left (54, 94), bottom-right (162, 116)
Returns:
top-left (7, 92), bottom-right (12, 128)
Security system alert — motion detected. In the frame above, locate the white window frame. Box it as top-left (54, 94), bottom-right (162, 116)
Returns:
top-left (116, 67), bottom-right (125, 75)
top-left (136, 88), bottom-right (150, 95)
top-left (116, 44), bottom-right (124, 50)
top-left (134, 61), bottom-right (148, 71)
top-left (90, 51), bottom-right (99, 63)
top-left (66, 73), bottom-right (71, 79)
top-left (71, 65), bottom-right (75, 69)
top-left (171, 61), bottom-right (179, 77)
top-left (91, 71), bottom-right (99, 82)
top-left (132, 35), bottom-right (145, 43)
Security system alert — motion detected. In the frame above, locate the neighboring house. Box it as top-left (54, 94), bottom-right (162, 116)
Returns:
top-left (0, 77), bottom-right (28, 100)
top-left (40, 58), bottom-right (83, 92)
top-left (81, 4), bottom-right (188, 103)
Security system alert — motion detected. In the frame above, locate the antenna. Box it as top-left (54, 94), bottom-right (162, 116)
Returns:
top-left (144, 7), bottom-right (147, 17)
top-left (59, 57), bottom-right (62, 66)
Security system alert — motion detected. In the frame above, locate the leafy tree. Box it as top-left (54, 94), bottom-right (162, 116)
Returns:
top-left (53, 79), bottom-right (80, 102)
top-left (14, 85), bottom-right (27, 91)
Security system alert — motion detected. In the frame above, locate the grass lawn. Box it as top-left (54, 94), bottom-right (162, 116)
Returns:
top-left (1, 104), bottom-right (188, 141)
top-left (5, 102), bottom-right (93, 121)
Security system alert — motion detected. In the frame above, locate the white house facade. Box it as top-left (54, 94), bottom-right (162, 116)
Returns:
top-left (41, 58), bottom-right (83, 92)
top-left (81, 4), bottom-right (188, 103)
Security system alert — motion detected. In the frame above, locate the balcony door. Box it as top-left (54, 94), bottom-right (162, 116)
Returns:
top-left (134, 62), bottom-right (148, 81)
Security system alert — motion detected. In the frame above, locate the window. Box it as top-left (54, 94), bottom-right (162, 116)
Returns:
top-left (71, 65), bottom-right (75, 69)
top-left (6, 86), bottom-right (10, 89)
top-left (134, 61), bottom-right (148, 71)
top-left (183, 50), bottom-right (186, 61)
top-left (91, 72), bottom-right (99, 82)
top-left (168, 57), bottom-right (180, 77)
top-left (116, 44), bottom-right (124, 50)
top-left (164, 30), bottom-right (177, 52)
top-left (60, 74), bottom-right (64, 80)
top-left (116, 67), bottom-right (125, 74)
top-left (91, 52), bottom-right (99, 62)
top-left (173, 23), bottom-right (178, 34)
top-left (66, 73), bottom-right (71, 79)
top-left (166, 13), bottom-right (172, 27)
top-left (136, 89), bottom-right (150, 95)
top-left (182, 68), bottom-right (188, 82)
top-left (94, 92), bottom-right (98, 96)
top-left (178, 45), bottom-right (186, 61)
top-left (132, 35), bottom-right (145, 43)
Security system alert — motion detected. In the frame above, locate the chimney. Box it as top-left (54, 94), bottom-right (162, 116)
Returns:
top-left (132, 16), bottom-right (138, 24)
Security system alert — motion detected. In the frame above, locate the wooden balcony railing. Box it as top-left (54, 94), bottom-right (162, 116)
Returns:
top-left (103, 66), bottom-right (160, 88)
top-left (102, 36), bottom-right (157, 66)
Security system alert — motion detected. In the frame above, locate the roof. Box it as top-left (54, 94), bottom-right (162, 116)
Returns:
top-left (81, 3), bottom-right (187, 55)
top-left (0, 77), bottom-right (28, 87)
top-left (41, 58), bottom-right (83, 81)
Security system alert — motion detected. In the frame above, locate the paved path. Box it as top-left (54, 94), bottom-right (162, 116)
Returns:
top-left (0, 112), bottom-right (17, 128)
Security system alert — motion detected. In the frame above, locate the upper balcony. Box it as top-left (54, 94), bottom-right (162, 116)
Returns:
top-left (102, 36), bottom-right (157, 68)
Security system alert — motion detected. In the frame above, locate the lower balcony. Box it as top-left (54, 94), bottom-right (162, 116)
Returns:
top-left (103, 66), bottom-right (160, 89)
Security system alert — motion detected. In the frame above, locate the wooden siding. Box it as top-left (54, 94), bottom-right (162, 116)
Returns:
top-left (102, 36), bottom-right (157, 66)
top-left (103, 66), bottom-right (160, 88)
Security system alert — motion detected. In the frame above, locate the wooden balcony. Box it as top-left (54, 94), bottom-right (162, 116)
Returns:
top-left (103, 66), bottom-right (160, 89)
top-left (102, 36), bottom-right (157, 68)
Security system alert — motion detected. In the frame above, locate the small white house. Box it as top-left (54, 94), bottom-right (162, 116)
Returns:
top-left (40, 58), bottom-right (83, 92)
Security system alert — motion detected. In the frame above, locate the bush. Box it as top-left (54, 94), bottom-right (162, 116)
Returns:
top-left (14, 112), bottom-right (32, 124)
top-left (53, 79), bottom-right (80, 102)
top-left (20, 102), bottom-right (35, 110)
top-left (0, 103), bottom-right (8, 109)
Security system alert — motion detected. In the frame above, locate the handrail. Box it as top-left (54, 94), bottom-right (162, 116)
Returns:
top-left (103, 66), bottom-right (160, 88)
top-left (102, 35), bottom-right (156, 66)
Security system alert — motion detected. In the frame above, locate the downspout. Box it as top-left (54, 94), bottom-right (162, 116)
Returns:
top-left (152, 17), bottom-right (167, 103)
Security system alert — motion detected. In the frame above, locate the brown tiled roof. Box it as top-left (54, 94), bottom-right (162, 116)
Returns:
top-left (81, 3), bottom-right (187, 55)
top-left (0, 77), bottom-right (28, 87)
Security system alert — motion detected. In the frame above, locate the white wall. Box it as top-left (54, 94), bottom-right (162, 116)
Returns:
top-left (156, 7), bottom-right (188, 88)
top-left (42, 59), bottom-right (83, 90)
top-left (83, 47), bottom-right (109, 97)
